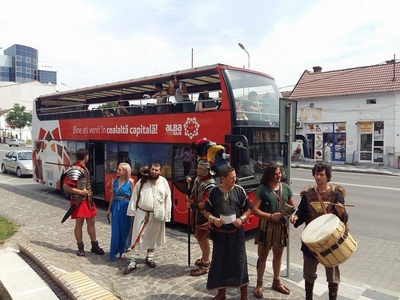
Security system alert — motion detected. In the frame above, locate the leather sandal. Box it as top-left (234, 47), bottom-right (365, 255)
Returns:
top-left (272, 279), bottom-right (290, 295)
top-left (123, 260), bottom-right (137, 275)
top-left (145, 258), bottom-right (156, 268)
top-left (253, 285), bottom-right (263, 299)
top-left (194, 258), bottom-right (203, 267)
top-left (190, 266), bottom-right (208, 276)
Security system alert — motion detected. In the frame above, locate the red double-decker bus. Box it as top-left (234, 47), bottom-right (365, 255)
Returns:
top-left (32, 64), bottom-right (293, 230)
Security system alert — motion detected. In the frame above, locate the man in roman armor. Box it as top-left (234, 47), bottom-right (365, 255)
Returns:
top-left (63, 148), bottom-right (104, 256)
top-left (186, 159), bottom-right (216, 276)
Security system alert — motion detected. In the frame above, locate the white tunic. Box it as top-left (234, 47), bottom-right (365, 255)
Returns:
top-left (127, 176), bottom-right (171, 252)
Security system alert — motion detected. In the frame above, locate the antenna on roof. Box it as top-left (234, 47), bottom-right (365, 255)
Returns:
top-left (387, 54), bottom-right (397, 81)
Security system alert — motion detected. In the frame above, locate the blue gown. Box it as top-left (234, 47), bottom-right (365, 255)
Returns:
top-left (109, 179), bottom-right (133, 262)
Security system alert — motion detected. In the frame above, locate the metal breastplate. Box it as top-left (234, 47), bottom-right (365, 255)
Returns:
top-left (194, 177), bottom-right (216, 203)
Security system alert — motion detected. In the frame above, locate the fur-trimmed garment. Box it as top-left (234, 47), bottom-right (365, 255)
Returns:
top-left (294, 184), bottom-right (348, 258)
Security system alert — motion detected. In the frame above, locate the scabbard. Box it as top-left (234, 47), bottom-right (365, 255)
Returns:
top-left (61, 198), bottom-right (83, 223)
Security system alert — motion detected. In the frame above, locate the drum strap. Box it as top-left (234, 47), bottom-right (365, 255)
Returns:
top-left (315, 189), bottom-right (327, 214)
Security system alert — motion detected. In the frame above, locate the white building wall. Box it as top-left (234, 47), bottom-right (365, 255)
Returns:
top-left (0, 81), bottom-right (56, 142)
top-left (295, 91), bottom-right (400, 167)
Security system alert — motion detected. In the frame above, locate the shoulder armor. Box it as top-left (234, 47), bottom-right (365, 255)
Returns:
top-left (65, 167), bottom-right (85, 181)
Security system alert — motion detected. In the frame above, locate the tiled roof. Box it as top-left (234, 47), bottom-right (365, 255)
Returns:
top-left (289, 61), bottom-right (400, 99)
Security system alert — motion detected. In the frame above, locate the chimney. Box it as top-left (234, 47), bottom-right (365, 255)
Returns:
top-left (313, 66), bottom-right (322, 73)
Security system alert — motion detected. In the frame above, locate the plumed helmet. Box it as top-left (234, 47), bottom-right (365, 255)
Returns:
top-left (197, 159), bottom-right (216, 176)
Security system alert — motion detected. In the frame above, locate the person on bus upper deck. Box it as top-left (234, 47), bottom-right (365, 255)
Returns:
top-left (168, 75), bottom-right (192, 112)
top-left (152, 83), bottom-right (168, 113)
top-left (236, 100), bottom-right (248, 120)
top-left (103, 109), bottom-right (114, 117)
top-left (116, 100), bottom-right (130, 116)
top-left (196, 90), bottom-right (218, 112)
top-left (243, 91), bottom-right (260, 112)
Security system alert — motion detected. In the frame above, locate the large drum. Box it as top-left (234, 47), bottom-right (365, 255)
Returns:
top-left (301, 214), bottom-right (357, 267)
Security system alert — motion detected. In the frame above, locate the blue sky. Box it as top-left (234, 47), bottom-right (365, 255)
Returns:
top-left (2, 0), bottom-right (400, 92)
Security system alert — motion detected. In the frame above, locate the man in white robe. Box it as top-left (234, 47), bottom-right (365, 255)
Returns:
top-left (123, 163), bottom-right (171, 274)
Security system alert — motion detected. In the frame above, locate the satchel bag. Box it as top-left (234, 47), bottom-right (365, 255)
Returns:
top-left (153, 197), bottom-right (165, 222)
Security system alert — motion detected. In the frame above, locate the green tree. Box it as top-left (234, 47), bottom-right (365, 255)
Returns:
top-left (5, 103), bottom-right (32, 138)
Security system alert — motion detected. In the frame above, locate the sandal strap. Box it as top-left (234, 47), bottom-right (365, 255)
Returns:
top-left (190, 266), bottom-right (208, 276)
top-left (253, 286), bottom-right (263, 299)
top-left (272, 280), bottom-right (290, 295)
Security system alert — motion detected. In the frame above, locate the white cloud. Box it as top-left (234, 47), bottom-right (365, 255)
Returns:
top-left (2, 0), bottom-right (400, 91)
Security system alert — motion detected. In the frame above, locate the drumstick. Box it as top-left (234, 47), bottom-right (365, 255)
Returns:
top-left (327, 203), bottom-right (355, 207)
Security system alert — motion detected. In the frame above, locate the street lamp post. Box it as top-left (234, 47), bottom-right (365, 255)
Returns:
top-left (238, 43), bottom-right (250, 69)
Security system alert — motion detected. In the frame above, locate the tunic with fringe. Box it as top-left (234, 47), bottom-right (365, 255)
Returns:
top-left (254, 183), bottom-right (293, 250)
top-left (294, 184), bottom-right (348, 258)
top-left (204, 185), bottom-right (251, 290)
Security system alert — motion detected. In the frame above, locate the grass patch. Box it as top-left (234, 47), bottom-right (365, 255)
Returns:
top-left (0, 217), bottom-right (19, 245)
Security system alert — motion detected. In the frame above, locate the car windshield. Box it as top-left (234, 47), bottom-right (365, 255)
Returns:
top-left (18, 152), bottom-right (32, 160)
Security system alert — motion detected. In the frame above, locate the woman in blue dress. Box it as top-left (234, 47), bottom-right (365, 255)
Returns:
top-left (106, 163), bottom-right (135, 262)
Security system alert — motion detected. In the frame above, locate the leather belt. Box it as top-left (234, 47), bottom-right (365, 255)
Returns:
top-left (212, 227), bottom-right (238, 234)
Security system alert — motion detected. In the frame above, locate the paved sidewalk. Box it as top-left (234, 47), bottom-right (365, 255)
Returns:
top-left (0, 183), bottom-right (320, 300)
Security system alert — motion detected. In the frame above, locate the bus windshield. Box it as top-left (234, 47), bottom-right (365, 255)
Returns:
top-left (224, 69), bottom-right (281, 126)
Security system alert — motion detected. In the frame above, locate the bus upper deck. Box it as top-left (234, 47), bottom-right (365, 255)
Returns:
top-left (34, 63), bottom-right (280, 127)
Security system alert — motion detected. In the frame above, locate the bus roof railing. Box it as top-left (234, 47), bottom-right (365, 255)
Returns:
top-left (36, 63), bottom-right (231, 105)
top-left (35, 64), bottom-right (273, 105)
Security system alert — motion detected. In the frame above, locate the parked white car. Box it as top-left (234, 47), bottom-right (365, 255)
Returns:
top-left (8, 138), bottom-right (26, 147)
top-left (1, 150), bottom-right (33, 177)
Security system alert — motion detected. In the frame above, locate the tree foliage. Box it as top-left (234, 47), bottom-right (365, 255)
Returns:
top-left (5, 103), bottom-right (32, 135)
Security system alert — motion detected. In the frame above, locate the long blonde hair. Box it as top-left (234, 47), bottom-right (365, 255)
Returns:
top-left (118, 163), bottom-right (132, 181)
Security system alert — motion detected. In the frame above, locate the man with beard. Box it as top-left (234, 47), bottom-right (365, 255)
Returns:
top-left (123, 163), bottom-right (172, 274)
top-left (186, 159), bottom-right (216, 276)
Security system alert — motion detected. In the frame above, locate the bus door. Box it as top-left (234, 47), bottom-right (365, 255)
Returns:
top-left (88, 142), bottom-right (105, 199)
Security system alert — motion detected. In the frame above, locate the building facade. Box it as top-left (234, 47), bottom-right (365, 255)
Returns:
top-left (0, 44), bottom-right (57, 142)
top-left (1, 44), bottom-right (57, 84)
top-left (290, 62), bottom-right (400, 168)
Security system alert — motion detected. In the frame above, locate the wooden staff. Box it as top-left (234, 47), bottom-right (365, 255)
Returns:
top-left (187, 179), bottom-right (192, 266)
top-left (327, 203), bottom-right (355, 207)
